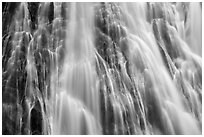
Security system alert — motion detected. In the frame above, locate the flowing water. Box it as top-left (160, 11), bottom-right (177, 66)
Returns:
top-left (2, 2), bottom-right (202, 135)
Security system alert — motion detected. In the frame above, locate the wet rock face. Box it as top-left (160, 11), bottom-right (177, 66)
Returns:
top-left (95, 3), bottom-right (146, 134)
top-left (2, 2), bottom-right (202, 135)
top-left (27, 2), bottom-right (40, 31)
top-left (2, 3), bottom-right (56, 135)
top-left (2, 31), bottom-right (29, 135)
top-left (2, 3), bottom-right (21, 36)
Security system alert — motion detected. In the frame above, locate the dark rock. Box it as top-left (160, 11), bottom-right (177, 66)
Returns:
top-left (30, 101), bottom-right (42, 135)
top-left (27, 2), bottom-right (40, 31)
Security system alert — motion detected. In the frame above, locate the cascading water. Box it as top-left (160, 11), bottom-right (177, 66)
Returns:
top-left (50, 3), bottom-right (101, 134)
top-left (2, 2), bottom-right (202, 135)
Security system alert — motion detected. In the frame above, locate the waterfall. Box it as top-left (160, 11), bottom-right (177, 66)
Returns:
top-left (2, 2), bottom-right (202, 135)
top-left (51, 3), bottom-right (101, 134)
